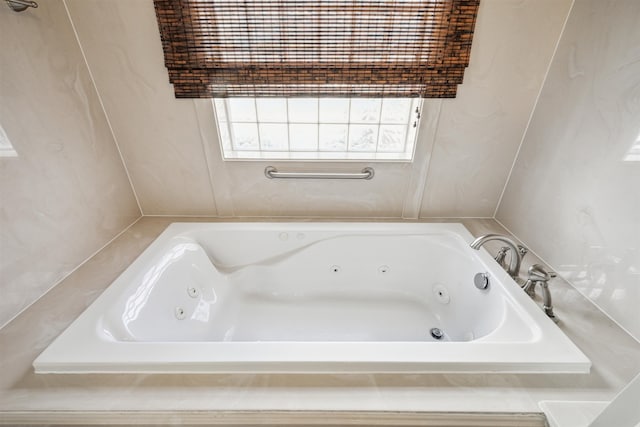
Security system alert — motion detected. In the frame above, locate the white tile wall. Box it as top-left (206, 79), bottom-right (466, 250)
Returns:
top-left (420, 0), bottom-right (573, 217)
top-left (4, 0), bottom-right (636, 348)
top-left (0, 0), bottom-right (141, 327)
top-left (64, 0), bottom-right (218, 216)
top-left (64, 0), bottom-right (571, 218)
top-left (497, 0), bottom-right (640, 340)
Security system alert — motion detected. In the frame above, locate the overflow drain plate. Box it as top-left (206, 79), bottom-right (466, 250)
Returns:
top-left (474, 272), bottom-right (490, 290)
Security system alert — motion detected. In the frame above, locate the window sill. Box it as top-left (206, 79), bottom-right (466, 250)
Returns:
top-left (221, 150), bottom-right (413, 162)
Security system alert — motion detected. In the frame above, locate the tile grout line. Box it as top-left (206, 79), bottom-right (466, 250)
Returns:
top-left (191, 100), bottom-right (222, 216)
top-left (62, 0), bottom-right (144, 215)
top-left (414, 100), bottom-right (444, 219)
top-left (0, 216), bottom-right (143, 331)
top-left (492, 0), bottom-right (576, 218)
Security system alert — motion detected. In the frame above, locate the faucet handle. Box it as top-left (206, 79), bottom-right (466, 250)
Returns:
top-left (517, 245), bottom-right (528, 258)
top-left (528, 264), bottom-right (553, 282)
top-left (524, 264), bottom-right (558, 321)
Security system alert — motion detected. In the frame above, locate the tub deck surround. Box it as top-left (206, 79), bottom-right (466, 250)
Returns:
top-left (33, 222), bottom-right (589, 374)
top-left (1, 218), bottom-right (639, 423)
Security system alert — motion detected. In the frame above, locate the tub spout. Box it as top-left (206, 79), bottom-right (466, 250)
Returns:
top-left (470, 234), bottom-right (524, 279)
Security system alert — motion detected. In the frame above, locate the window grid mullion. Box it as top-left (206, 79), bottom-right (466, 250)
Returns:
top-left (345, 99), bottom-right (352, 153)
top-left (225, 99), bottom-right (238, 151)
top-left (254, 98), bottom-right (262, 151)
top-left (374, 99), bottom-right (383, 153)
top-left (315, 98), bottom-right (320, 152)
top-left (285, 99), bottom-right (291, 151)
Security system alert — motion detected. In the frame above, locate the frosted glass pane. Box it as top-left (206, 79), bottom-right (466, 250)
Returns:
top-left (290, 124), bottom-right (318, 151)
top-left (319, 124), bottom-right (347, 151)
top-left (288, 99), bottom-right (318, 123)
top-left (256, 98), bottom-right (287, 122)
top-left (259, 124), bottom-right (288, 150)
top-left (228, 99), bottom-right (256, 122)
top-left (378, 125), bottom-right (406, 152)
top-left (218, 97), bottom-right (421, 160)
top-left (319, 99), bottom-right (349, 123)
top-left (348, 125), bottom-right (378, 151)
top-left (231, 123), bottom-right (259, 150)
top-left (350, 99), bottom-right (381, 123)
top-left (381, 98), bottom-right (412, 123)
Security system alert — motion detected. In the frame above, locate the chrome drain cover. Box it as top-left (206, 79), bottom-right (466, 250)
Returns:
top-left (430, 327), bottom-right (444, 340)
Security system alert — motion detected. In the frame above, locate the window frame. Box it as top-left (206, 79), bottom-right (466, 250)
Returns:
top-left (213, 97), bottom-right (423, 162)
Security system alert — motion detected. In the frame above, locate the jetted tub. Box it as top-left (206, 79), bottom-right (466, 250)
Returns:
top-left (34, 222), bottom-right (590, 374)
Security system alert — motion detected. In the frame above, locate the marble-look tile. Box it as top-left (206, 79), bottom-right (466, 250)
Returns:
top-left (193, 99), bottom-right (444, 218)
top-left (64, 0), bottom-right (218, 215)
top-left (539, 401), bottom-right (608, 427)
top-left (590, 372), bottom-right (640, 427)
top-left (210, 160), bottom-right (411, 218)
top-left (65, 0), bottom-right (571, 219)
top-left (1, 217), bottom-right (639, 421)
top-left (497, 0), bottom-right (640, 340)
top-left (0, 1), bottom-right (140, 327)
top-left (204, 0), bottom-right (568, 218)
top-left (420, 0), bottom-right (573, 217)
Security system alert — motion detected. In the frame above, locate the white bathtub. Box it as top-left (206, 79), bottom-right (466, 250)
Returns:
top-left (34, 222), bottom-right (590, 374)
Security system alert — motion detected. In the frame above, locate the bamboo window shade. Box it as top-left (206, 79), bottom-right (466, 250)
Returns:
top-left (153, 0), bottom-right (480, 98)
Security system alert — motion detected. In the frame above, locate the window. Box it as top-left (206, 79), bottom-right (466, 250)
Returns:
top-left (154, 0), bottom-right (479, 161)
top-left (214, 97), bottom-right (422, 161)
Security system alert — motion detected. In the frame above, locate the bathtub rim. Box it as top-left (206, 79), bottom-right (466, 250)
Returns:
top-left (32, 221), bottom-right (591, 374)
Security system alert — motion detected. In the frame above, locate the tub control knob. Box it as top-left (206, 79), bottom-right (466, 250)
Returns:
top-left (474, 272), bottom-right (490, 290)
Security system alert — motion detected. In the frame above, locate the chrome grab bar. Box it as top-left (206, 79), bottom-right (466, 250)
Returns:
top-left (6, 0), bottom-right (38, 12)
top-left (265, 166), bottom-right (374, 180)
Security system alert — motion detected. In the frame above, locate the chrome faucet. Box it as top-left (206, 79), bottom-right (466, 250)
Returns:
top-left (470, 234), bottom-right (524, 279)
top-left (494, 245), bottom-right (528, 271)
top-left (494, 246), bottom-right (510, 269)
top-left (470, 234), bottom-right (558, 320)
top-left (522, 264), bottom-right (558, 320)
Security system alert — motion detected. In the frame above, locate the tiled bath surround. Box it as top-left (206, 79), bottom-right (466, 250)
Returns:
top-left (1, 0), bottom-right (573, 329)
top-left (8, 0), bottom-right (635, 344)
top-left (0, 218), bottom-right (638, 423)
top-left (0, 1), bottom-right (141, 328)
top-left (63, 0), bottom-right (571, 217)
top-left (497, 0), bottom-right (640, 341)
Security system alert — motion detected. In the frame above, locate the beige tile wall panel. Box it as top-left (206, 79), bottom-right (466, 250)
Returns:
top-left (65, 0), bottom-right (572, 218)
top-left (0, 0), bottom-right (140, 327)
top-left (497, 0), bottom-right (640, 340)
top-left (65, 0), bottom-right (218, 215)
top-left (420, 0), bottom-right (573, 217)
